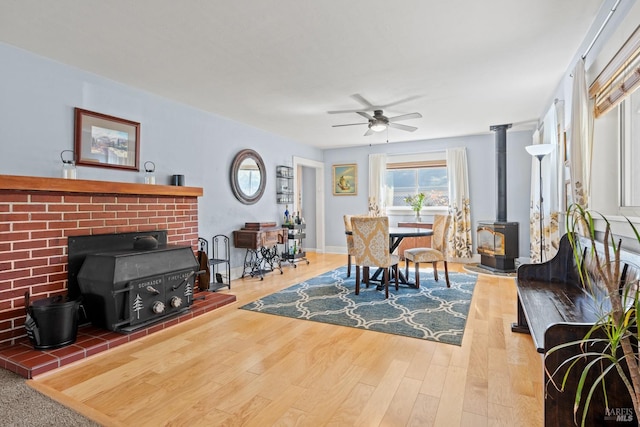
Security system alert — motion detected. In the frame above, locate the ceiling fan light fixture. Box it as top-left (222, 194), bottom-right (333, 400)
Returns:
top-left (370, 121), bottom-right (387, 132)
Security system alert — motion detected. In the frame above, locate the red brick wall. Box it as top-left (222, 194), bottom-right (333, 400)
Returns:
top-left (0, 191), bottom-right (199, 345)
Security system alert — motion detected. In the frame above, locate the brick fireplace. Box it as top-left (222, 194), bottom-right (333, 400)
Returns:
top-left (0, 175), bottom-right (203, 346)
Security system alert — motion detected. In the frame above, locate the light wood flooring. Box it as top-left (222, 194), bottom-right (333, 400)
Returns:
top-left (29, 252), bottom-right (543, 426)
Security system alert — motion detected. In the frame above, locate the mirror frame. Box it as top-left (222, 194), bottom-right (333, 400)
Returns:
top-left (230, 149), bottom-right (266, 205)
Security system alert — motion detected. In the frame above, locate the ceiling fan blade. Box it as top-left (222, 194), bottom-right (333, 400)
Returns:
top-left (327, 94), bottom-right (375, 114)
top-left (329, 95), bottom-right (422, 114)
top-left (364, 128), bottom-right (374, 136)
top-left (388, 122), bottom-right (418, 132)
top-left (388, 112), bottom-right (422, 122)
top-left (332, 123), bottom-right (367, 127)
top-left (356, 111), bottom-right (374, 120)
top-left (351, 94), bottom-right (375, 109)
top-left (377, 95), bottom-right (422, 109)
top-left (328, 108), bottom-right (366, 114)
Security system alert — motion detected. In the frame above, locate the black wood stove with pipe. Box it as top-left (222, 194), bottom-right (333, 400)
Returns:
top-left (477, 124), bottom-right (519, 272)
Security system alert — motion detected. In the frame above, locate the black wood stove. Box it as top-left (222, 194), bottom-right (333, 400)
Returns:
top-left (70, 231), bottom-right (199, 333)
top-left (477, 124), bottom-right (519, 272)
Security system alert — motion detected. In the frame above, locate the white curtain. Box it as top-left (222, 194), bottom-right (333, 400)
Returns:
top-left (446, 147), bottom-right (472, 258)
top-left (528, 107), bottom-right (560, 263)
top-left (368, 153), bottom-right (387, 216)
top-left (569, 58), bottom-right (593, 208)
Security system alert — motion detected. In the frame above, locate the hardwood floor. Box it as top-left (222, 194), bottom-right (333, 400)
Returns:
top-left (29, 252), bottom-right (543, 426)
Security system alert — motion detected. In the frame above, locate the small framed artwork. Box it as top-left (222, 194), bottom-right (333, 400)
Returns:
top-left (332, 163), bottom-right (357, 196)
top-left (74, 108), bottom-right (140, 171)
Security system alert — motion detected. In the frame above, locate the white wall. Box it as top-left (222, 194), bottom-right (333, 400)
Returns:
top-left (0, 43), bottom-right (323, 271)
top-left (546, 1), bottom-right (640, 223)
top-left (322, 130), bottom-right (533, 259)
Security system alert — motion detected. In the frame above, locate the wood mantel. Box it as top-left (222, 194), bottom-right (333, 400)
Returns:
top-left (0, 174), bottom-right (203, 197)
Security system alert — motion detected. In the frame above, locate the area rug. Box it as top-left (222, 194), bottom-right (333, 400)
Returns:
top-left (240, 266), bottom-right (477, 345)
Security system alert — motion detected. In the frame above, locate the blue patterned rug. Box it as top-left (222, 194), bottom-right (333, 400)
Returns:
top-left (240, 266), bottom-right (477, 345)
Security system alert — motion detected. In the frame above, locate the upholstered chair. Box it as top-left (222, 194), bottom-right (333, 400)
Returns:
top-left (350, 216), bottom-right (399, 299)
top-left (343, 215), bottom-right (355, 278)
top-left (404, 214), bottom-right (451, 288)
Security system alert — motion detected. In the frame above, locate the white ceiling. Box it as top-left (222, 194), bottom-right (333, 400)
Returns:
top-left (0, 1), bottom-right (605, 149)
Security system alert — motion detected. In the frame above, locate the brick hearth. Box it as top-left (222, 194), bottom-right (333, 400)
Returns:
top-left (0, 291), bottom-right (236, 378)
top-left (1, 175), bottom-right (204, 346)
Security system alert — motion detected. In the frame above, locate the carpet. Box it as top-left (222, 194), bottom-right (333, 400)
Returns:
top-left (0, 368), bottom-right (98, 426)
top-left (240, 266), bottom-right (477, 345)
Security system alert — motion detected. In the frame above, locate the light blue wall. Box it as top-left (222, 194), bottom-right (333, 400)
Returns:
top-left (0, 41), bottom-right (535, 267)
top-left (323, 131), bottom-right (534, 258)
top-left (0, 43), bottom-right (322, 269)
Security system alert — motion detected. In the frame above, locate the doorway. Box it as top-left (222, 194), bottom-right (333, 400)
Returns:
top-left (292, 157), bottom-right (325, 253)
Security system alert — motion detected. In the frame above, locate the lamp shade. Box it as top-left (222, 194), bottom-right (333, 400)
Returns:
top-left (525, 144), bottom-right (555, 157)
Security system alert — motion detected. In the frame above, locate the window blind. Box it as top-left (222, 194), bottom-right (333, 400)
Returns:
top-left (590, 25), bottom-right (640, 118)
top-left (387, 160), bottom-right (446, 170)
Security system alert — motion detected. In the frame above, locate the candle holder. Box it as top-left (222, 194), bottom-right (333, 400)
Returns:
top-left (60, 150), bottom-right (77, 179)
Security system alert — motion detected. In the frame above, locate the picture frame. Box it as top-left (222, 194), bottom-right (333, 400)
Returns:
top-left (332, 163), bottom-right (357, 196)
top-left (74, 108), bottom-right (140, 171)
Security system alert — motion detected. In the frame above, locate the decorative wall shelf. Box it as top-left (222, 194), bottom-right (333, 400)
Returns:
top-left (0, 175), bottom-right (203, 197)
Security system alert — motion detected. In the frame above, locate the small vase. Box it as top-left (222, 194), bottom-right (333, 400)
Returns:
top-left (415, 211), bottom-right (421, 222)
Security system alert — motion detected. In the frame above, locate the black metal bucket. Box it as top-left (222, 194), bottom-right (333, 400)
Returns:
top-left (24, 292), bottom-right (81, 350)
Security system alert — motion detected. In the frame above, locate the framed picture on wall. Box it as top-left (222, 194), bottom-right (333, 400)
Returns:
top-left (74, 108), bottom-right (140, 171)
top-left (332, 163), bottom-right (357, 196)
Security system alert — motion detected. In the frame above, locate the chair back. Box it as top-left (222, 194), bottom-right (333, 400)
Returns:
top-left (432, 214), bottom-right (451, 253)
top-left (343, 215), bottom-right (353, 232)
top-left (343, 215), bottom-right (355, 254)
top-left (351, 216), bottom-right (390, 267)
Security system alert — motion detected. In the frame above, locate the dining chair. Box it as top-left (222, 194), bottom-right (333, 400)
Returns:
top-left (404, 214), bottom-right (451, 288)
top-left (350, 216), bottom-right (399, 299)
top-left (343, 215), bottom-right (355, 278)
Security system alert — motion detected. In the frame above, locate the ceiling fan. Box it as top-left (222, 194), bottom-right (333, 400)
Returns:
top-left (329, 94), bottom-right (422, 136)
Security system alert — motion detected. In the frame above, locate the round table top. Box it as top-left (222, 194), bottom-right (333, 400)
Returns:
top-left (345, 227), bottom-right (433, 237)
top-left (388, 227), bottom-right (433, 237)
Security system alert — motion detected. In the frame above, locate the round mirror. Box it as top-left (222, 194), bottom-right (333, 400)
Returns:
top-left (230, 149), bottom-right (266, 204)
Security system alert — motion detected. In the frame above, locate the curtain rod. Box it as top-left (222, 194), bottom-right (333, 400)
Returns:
top-left (582, 0), bottom-right (622, 59)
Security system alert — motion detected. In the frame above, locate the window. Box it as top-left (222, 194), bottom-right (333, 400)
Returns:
top-left (385, 153), bottom-right (449, 209)
top-left (621, 87), bottom-right (640, 207)
top-left (589, 25), bottom-right (640, 211)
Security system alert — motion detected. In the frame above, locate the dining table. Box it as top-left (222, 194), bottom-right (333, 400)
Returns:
top-left (346, 226), bottom-right (434, 288)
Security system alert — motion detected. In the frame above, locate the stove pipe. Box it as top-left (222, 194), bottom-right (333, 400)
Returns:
top-left (490, 123), bottom-right (512, 222)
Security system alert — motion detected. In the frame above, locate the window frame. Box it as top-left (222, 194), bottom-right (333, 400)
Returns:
top-left (619, 91), bottom-right (640, 216)
top-left (384, 151), bottom-right (449, 215)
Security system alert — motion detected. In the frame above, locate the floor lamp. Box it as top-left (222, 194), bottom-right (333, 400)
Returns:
top-left (525, 144), bottom-right (555, 262)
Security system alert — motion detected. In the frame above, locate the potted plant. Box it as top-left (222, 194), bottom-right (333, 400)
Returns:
top-left (548, 203), bottom-right (640, 426)
top-left (404, 192), bottom-right (426, 221)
